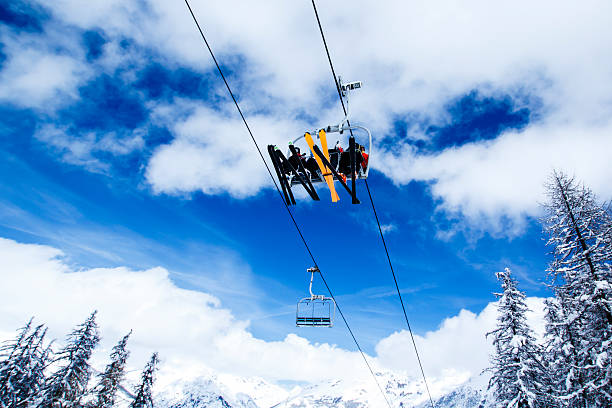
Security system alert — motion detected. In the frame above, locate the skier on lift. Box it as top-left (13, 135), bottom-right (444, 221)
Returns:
top-left (360, 144), bottom-right (369, 172)
top-left (287, 146), bottom-right (307, 177)
top-left (339, 142), bottom-right (364, 178)
top-left (267, 77), bottom-right (370, 205)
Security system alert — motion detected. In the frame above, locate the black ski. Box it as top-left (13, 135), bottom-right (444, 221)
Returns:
top-left (287, 145), bottom-right (320, 201)
top-left (312, 145), bottom-right (360, 204)
top-left (276, 150), bottom-right (320, 201)
top-left (268, 145), bottom-right (295, 205)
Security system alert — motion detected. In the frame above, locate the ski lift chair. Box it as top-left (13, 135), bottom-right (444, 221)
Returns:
top-left (296, 267), bottom-right (336, 327)
top-left (267, 77), bottom-right (371, 205)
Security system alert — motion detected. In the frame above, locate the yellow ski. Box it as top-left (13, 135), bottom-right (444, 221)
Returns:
top-left (318, 129), bottom-right (339, 201)
top-left (304, 131), bottom-right (339, 202)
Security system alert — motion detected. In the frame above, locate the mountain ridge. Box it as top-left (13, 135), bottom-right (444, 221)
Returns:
top-left (154, 370), bottom-right (492, 408)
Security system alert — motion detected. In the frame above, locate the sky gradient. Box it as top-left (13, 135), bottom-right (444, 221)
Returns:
top-left (1, 0), bottom-right (611, 398)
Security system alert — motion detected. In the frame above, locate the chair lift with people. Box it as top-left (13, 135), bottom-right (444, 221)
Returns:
top-left (296, 266), bottom-right (336, 327)
top-left (267, 77), bottom-right (372, 205)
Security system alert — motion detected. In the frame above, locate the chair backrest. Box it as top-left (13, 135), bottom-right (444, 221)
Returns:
top-left (338, 151), bottom-right (351, 174)
top-left (329, 151), bottom-right (340, 170)
top-left (296, 297), bottom-right (335, 327)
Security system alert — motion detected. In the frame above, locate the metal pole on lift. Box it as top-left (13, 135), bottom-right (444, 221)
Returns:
top-left (349, 136), bottom-right (358, 204)
top-left (307, 266), bottom-right (319, 300)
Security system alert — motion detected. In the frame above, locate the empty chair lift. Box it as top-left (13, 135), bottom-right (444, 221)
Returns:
top-left (296, 267), bottom-right (336, 327)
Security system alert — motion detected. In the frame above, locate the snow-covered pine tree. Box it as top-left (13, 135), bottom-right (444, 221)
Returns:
top-left (486, 268), bottom-right (552, 408)
top-left (89, 330), bottom-right (132, 408)
top-left (543, 171), bottom-right (612, 406)
top-left (39, 311), bottom-right (100, 408)
top-left (0, 319), bottom-right (33, 406)
top-left (0, 319), bottom-right (51, 407)
top-left (26, 328), bottom-right (53, 405)
top-left (542, 298), bottom-right (579, 407)
top-left (130, 352), bottom-right (159, 408)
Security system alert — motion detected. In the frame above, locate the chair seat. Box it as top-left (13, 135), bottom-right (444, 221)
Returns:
top-left (296, 317), bottom-right (332, 326)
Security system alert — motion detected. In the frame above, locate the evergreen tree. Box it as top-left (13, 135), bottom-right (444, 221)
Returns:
top-left (487, 268), bottom-right (551, 408)
top-left (0, 319), bottom-right (33, 406)
top-left (89, 330), bottom-right (132, 408)
top-left (130, 352), bottom-right (159, 408)
top-left (0, 319), bottom-right (51, 407)
top-left (543, 172), bottom-right (612, 406)
top-left (39, 311), bottom-right (100, 408)
top-left (542, 298), bottom-right (580, 407)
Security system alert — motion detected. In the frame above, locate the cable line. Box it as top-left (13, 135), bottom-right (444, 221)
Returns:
top-left (182, 1), bottom-right (392, 407)
top-left (309, 1), bottom-right (436, 407)
top-left (364, 181), bottom-right (436, 408)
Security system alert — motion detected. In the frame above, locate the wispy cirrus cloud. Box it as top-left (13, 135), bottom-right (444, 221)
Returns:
top-left (366, 283), bottom-right (437, 299)
top-left (379, 223), bottom-right (398, 235)
top-left (35, 125), bottom-right (145, 172)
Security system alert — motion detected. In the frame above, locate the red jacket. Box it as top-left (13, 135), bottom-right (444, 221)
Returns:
top-left (361, 152), bottom-right (369, 170)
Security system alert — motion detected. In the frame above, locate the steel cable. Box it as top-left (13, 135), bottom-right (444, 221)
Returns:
top-left (182, 1), bottom-right (392, 406)
top-left (309, 1), bottom-right (436, 406)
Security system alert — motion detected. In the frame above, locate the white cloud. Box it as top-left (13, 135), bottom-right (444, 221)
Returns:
top-left (0, 236), bottom-right (549, 399)
top-left (7, 0), bottom-right (608, 230)
top-left (145, 103), bottom-right (307, 198)
top-left (380, 223), bottom-right (397, 235)
top-left (34, 125), bottom-right (145, 172)
top-left (0, 237), bottom-right (366, 387)
top-left (375, 297), bottom-right (547, 384)
top-left (37, 0), bottom-right (611, 122)
top-left (0, 19), bottom-right (96, 110)
top-left (377, 122), bottom-right (612, 235)
top-left (0, 48), bottom-right (87, 108)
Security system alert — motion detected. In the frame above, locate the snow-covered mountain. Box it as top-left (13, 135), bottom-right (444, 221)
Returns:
top-left (414, 374), bottom-right (492, 408)
top-left (154, 371), bottom-right (493, 408)
top-left (156, 374), bottom-right (288, 408)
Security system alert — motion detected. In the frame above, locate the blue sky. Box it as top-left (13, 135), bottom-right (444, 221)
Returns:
top-left (0, 111), bottom-right (550, 348)
top-left (1, 0), bottom-right (611, 390)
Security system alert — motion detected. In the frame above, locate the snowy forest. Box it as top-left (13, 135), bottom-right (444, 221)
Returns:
top-left (0, 311), bottom-right (159, 407)
top-left (1, 171), bottom-right (610, 408)
top-left (487, 172), bottom-right (612, 407)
